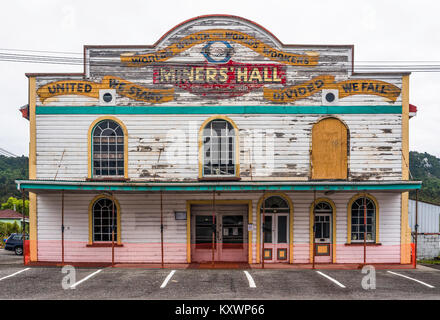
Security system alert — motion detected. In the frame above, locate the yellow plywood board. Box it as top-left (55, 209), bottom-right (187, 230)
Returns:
top-left (311, 118), bottom-right (348, 179)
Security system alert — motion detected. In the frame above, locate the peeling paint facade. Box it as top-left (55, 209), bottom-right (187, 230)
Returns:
top-left (18, 15), bottom-right (420, 266)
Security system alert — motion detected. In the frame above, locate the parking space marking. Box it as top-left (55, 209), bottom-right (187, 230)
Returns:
top-left (70, 269), bottom-right (102, 289)
top-left (387, 271), bottom-right (435, 288)
top-left (0, 268), bottom-right (30, 281)
top-left (316, 271), bottom-right (346, 288)
top-left (244, 271), bottom-right (256, 288)
top-left (160, 270), bottom-right (176, 288)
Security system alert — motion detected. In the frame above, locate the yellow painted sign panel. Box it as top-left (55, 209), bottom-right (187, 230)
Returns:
top-left (264, 76), bottom-right (401, 103)
top-left (120, 29), bottom-right (319, 67)
top-left (37, 76), bottom-right (174, 104)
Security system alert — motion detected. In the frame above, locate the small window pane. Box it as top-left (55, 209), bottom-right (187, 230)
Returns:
top-left (277, 216), bottom-right (287, 244)
top-left (264, 216), bottom-right (272, 243)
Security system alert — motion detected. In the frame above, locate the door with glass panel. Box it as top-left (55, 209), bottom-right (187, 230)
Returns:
top-left (218, 211), bottom-right (248, 262)
top-left (313, 202), bottom-right (333, 263)
top-left (261, 196), bottom-right (290, 263)
top-left (191, 204), bottom-right (248, 263)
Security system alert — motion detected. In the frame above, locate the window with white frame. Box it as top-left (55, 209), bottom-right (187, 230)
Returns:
top-left (92, 198), bottom-right (118, 242)
top-left (92, 120), bottom-right (124, 177)
top-left (202, 119), bottom-right (236, 176)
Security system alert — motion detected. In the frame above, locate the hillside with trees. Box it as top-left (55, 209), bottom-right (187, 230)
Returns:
top-left (409, 151), bottom-right (440, 205)
top-left (0, 155), bottom-right (28, 203)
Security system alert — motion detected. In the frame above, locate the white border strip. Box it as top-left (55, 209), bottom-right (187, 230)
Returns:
top-left (316, 271), bottom-right (346, 288)
top-left (70, 269), bottom-right (102, 289)
top-left (0, 268), bottom-right (30, 281)
top-left (387, 271), bottom-right (435, 288)
top-left (160, 270), bottom-right (176, 288)
top-left (244, 271), bottom-right (256, 288)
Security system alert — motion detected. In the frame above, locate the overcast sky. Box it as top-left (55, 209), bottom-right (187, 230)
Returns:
top-left (1, 0), bottom-right (439, 157)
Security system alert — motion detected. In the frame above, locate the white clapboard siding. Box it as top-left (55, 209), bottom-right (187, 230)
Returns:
top-left (37, 192), bottom-right (401, 263)
top-left (35, 114), bottom-right (402, 181)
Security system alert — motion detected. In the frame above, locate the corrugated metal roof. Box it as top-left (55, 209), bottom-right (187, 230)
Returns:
top-left (409, 199), bottom-right (440, 233)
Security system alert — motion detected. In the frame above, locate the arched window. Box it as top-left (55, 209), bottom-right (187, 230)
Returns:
top-left (311, 117), bottom-right (348, 179)
top-left (90, 197), bottom-right (119, 242)
top-left (350, 196), bottom-right (376, 242)
top-left (200, 117), bottom-right (238, 177)
top-left (92, 120), bottom-right (125, 177)
top-left (261, 196), bottom-right (290, 214)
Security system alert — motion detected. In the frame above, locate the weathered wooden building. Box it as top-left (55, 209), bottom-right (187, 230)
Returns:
top-left (17, 15), bottom-right (421, 266)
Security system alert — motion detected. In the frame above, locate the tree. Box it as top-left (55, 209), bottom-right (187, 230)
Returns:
top-left (1, 197), bottom-right (29, 216)
top-left (0, 155), bottom-right (28, 203)
top-left (409, 151), bottom-right (440, 205)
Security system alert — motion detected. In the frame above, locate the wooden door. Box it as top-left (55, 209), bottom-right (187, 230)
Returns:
top-left (311, 118), bottom-right (348, 179)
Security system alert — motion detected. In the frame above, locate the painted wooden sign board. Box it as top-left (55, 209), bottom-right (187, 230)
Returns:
top-left (34, 16), bottom-right (402, 107)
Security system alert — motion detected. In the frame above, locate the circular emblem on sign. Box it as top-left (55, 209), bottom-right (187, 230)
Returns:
top-left (201, 41), bottom-right (233, 63)
top-left (325, 92), bottom-right (335, 103)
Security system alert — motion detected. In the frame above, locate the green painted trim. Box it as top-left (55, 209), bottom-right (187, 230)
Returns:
top-left (17, 182), bottom-right (422, 192)
top-left (36, 105), bottom-right (402, 115)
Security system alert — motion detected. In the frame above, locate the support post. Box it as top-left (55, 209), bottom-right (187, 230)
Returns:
top-left (414, 189), bottom-right (419, 269)
top-left (160, 191), bottom-right (164, 268)
top-left (22, 190), bottom-right (26, 266)
top-left (61, 190), bottom-right (65, 266)
top-left (111, 192), bottom-right (115, 267)
top-left (211, 190), bottom-right (216, 265)
top-left (312, 189), bottom-right (316, 270)
top-left (262, 191), bottom-right (266, 269)
top-left (363, 193), bottom-right (367, 265)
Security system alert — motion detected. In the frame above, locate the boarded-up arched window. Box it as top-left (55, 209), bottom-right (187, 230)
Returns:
top-left (311, 118), bottom-right (348, 179)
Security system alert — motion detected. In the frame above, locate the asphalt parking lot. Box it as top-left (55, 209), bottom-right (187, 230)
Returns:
top-left (0, 250), bottom-right (439, 300)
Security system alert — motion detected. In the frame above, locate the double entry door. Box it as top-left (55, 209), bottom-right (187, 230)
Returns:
top-left (262, 213), bottom-right (289, 262)
top-left (191, 204), bottom-right (248, 262)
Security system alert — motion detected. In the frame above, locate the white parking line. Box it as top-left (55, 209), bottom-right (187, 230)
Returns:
top-left (244, 271), bottom-right (256, 288)
top-left (0, 268), bottom-right (30, 281)
top-left (387, 271), bottom-right (435, 288)
top-left (160, 270), bottom-right (176, 288)
top-left (70, 269), bottom-right (102, 289)
top-left (316, 271), bottom-right (346, 288)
